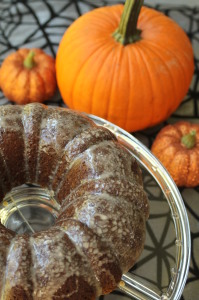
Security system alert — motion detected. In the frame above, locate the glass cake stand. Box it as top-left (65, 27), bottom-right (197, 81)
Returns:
top-left (0, 114), bottom-right (190, 300)
top-left (88, 114), bottom-right (191, 300)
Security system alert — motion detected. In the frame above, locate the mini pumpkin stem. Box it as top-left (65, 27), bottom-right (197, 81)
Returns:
top-left (112, 0), bottom-right (143, 45)
top-left (181, 130), bottom-right (196, 149)
top-left (24, 50), bottom-right (35, 69)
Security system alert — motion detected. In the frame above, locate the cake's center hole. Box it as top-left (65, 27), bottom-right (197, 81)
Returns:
top-left (0, 185), bottom-right (61, 235)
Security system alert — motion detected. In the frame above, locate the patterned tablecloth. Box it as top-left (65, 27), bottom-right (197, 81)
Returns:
top-left (0, 1), bottom-right (199, 300)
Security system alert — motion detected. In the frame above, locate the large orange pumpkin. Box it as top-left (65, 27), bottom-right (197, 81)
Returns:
top-left (56, 0), bottom-right (194, 132)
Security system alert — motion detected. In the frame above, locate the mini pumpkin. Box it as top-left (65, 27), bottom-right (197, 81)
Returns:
top-left (0, 48), bottom-right (56, 104)
top-left (56, 0), bottom-right (194, 132)
top-left (151, 121), bottom-right (199, 187)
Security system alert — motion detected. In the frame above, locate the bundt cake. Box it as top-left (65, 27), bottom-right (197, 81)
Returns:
top-left (0, 103), bottom-right (149, 300)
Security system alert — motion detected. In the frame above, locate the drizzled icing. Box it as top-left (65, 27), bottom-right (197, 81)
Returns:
top-left (57, 193), bottom-right (145, 272)
top-left (0, 103), bottom-right (149, 299)
top-left (56, 219), bottom-right (122, 295)
top-left (35, 107), bottom-right (92, 187)
top-left (55, 139), bottom-right (143, 204)
top-left (2, 235), bottom-right (33, 299)
top-left (51, 126), bottom-right (115, 196)
top-left (30, 228), bottom-right (97, 299)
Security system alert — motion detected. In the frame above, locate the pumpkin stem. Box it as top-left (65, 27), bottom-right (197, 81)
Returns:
top-left (181, 130), bottom-right (196, 149)
top-left (112, 0), bottom-right (143, 45)
top-left (24, 50), bottom-right (35, 69)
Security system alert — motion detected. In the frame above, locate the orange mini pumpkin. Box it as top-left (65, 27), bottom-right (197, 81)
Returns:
top-left (0, 48), bottom-right (56, 104)
top-left (56, 0), bottom-right (194, 132)
top-left (151, 121), bottom-right (199, 187)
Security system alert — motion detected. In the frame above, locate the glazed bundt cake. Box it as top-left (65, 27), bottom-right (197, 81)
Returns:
top-left (0, 103), bottom-right (149, 300)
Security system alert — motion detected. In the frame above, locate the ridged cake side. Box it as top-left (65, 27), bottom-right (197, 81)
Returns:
top-left (0, 224), bottom-right (15, 300)
top-left (2, 235), bottom-right (33, 299)
top-left (35, 107), bottom-right (94, 188)
top-left (0, 106), bottom-right (26, 196)
top-left (22, 103), bottom-right (45, 183)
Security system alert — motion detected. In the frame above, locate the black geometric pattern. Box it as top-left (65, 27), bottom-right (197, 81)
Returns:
top-left (0, 1), bottom-right (199, 299)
